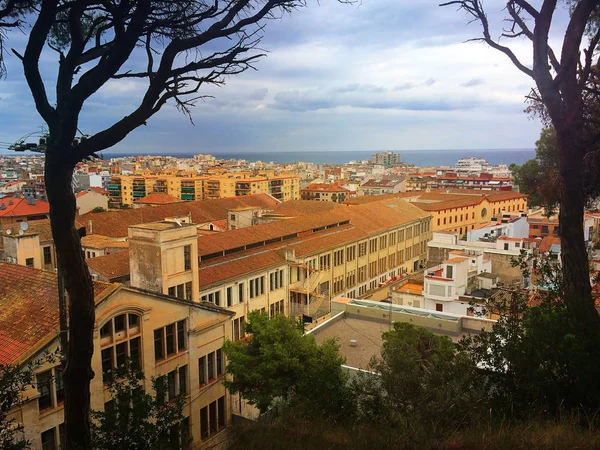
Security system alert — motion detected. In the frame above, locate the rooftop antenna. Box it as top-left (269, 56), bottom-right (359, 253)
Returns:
top-left (20, 222), bottom-right (29, 232)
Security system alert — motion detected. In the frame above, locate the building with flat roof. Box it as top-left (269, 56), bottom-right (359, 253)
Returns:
top-left (300, 183), bottom-right (352, 203)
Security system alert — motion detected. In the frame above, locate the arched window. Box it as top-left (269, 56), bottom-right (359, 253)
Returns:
top-left (100, 313), bottom-right (142, 382)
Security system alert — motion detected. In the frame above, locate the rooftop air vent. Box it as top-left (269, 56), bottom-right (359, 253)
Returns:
top-left (349, 339), bottom-right (358, 347)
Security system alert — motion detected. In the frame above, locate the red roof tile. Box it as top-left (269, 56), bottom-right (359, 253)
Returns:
top-left (301, 183), bottom-right (350, 193)
top-left (135, 193), bottom-right (183, 205)
top-left (87, 251), bottom-right (131, 280)
top-left (0, 262), bottom-right (115, 365)
top-left (0, 197), bottom-right (50, 218)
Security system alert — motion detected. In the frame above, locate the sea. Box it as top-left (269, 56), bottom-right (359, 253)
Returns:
top-left (102, 149), bottom-right (535, 166)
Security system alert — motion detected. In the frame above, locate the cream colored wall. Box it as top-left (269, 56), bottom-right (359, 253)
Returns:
top-left (15, 287), bottom-right (234, 450)
top-left (76, 191), bottom-right (108, 215)
top-left (4, 234), bottom-right (43, 269)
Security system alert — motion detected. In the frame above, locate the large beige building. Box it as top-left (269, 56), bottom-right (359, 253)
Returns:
top-left (0, 262), bottom-right (235, 450)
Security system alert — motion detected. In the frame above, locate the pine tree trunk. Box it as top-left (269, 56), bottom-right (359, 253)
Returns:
top-left (555, 128), bottom-right (600, 343)
top-left (45, 150), bottom-right (95, 450)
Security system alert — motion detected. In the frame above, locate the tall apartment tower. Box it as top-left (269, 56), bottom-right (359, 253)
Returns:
top-left (372, 151), bottom-right (401, 166)
top-left (128, 221), bottom-right (200, 302)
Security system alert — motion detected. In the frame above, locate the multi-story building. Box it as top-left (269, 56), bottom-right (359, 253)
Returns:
top-left (0, 197), bottom-right (50, 226)
top-left (0, 262), bottom-right (234, 450)
top-left (359, 177), bottom-right (406, 196)
top-left (404, 174), bottom-right (436, 192)
top-left (0, 219), bottom-right (56, 271)
top-left (432, 172), bottom-right (513, 191)
top-left (371, 151), bottom-right (401, 166)
top-left (300, 183), bottom-right (351, 203)
top-left (345, 190), bottom-right (528, 236)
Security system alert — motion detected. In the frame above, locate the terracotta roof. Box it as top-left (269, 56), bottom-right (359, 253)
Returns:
top-left (301, 183), bottom-right (350, 193)
top-left (135, 193), bottom-right (183, 205)
top-left (361, 177), bottom-right (406, 188)
top-left (538, 236), bottom-right (561, 253)
top-left (75, 188), bottom-right (109, 199)
top-left (76, 193), bottom-right (279, 238)
top-left (269, 200), bottom-right (342, 217)
top-left (0, 197), bottom-right (50, 218)
top-left (81, 234), bottom-right (129, 250)
top-left (397, 282), bottom-right (424, 295)
top-left (445, 257), bottom-right (468, 264)
top-left (87, 251), bottom-right (131, 280)
top-left (497, 236), bottom-right (523, 242)
top-left (0, 262), bottom-right (115, 365)
top-left (0, 219), bottom-right (53, 244)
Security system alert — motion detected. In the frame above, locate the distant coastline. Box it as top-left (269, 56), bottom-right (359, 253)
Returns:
top-left (101, 148), bottom-right (536, 166)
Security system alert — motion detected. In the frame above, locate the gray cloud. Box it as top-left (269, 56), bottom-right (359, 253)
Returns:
top-left (460, 78), bottom-right (484, 88)
top-left (424, 78), bottom-right (437, 87)
top-left (248, 88), bottom-right (269, 100)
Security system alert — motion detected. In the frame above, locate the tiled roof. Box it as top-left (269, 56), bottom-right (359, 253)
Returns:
top-left (135, 193), bottom-right (183, 204)
top-left (87, 251), bottom-right (131, 280)
top-left (0, 219), bottom-right (53, 244)
top-left (301, 183), bottom-right (350, 193)
top-left (497, 236), bottom-right (523, 242)
top-left (0, 262), bottom-right (115, 365)
top-left (269, 200), bottom-right (342, 217)
top-left (76, 193), bottom-right (279, 238)
top-left (81, 234), bottom-right (129, 250)
top-left (90, 187), bottom-right (109, 196)
top-left (0, 197), bottom-right (50, 218)
top-left (538, 236), bottom-right (561, 253)
top-left (361, 177), bottom-right (406, 187)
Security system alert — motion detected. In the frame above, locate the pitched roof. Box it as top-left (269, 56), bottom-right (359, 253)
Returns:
top-left (76, 193), bottom-right (279, 238)
top-left (301, 183), bottom-right (350, 193)
top-left (75, 188), bottom-right (109, 199)
top-left (0, 197), bottom-right (50, 218)
top-left (269, 200), bottom-right (342, 217)
top-left (539, 236), bottom-right (561, 253)
top-left (135, 193), bottom-right (183, 205)
top-left (361, 177), bottom-right (406, 187)
top-left (87, 251), bottom-right (131, 280)
top-left (0, 262), bottom-right (116, 365)
top-left (80, 234), bottom-right (129, 250)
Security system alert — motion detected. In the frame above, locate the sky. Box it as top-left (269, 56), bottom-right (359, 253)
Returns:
top-left (0, 0), bottom-right (575, 155)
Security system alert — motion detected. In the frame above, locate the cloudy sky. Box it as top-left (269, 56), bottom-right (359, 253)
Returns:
top-left (0, 1), bottom-right (574, 154)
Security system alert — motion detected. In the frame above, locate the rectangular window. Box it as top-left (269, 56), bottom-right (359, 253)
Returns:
top-left (166, 324), bottom-right (175, 356)
top-left (185, 282), bottom-right (192, 300)
top-left (58, 423), bottom-right (65, 449)
top-left (154, 329), bottom-right (164, 361)
top-left (217, 349), bottom-right (223, 376)
top-left (446, 265), bottom-right (453, 279)
top-left (55, 368), bottom-right (64, 405)
top-left (207, 352), bottom-right (215, 380)
top-left (176, 284), bottom-right (184, 299)
top-left (218, 396), bottom-right (226, 428)
top-left (130, 336), bottom-right (141, 369)
top-left (226, 287), bottom-right (233, 307)
top-left (369, 238), bottom-right (377, 253)
top-left (101, 348), bottom-right (113, 382)
top-left (184, 245), bottom-right (191, 270)
top-left (333, 249), bottom-right (344, 266)
top-left (168, 370), bottom-right (177, 401)
top-left (358, 242), bottom-right (367, 257)
top-left (26, 257), bottom-right (34, 267)
top-left (37, 371), bottom-right (52, 411)
top-left (199, 357), bottom-right (206, 385)
top-left (319, 254), bottom-right (331, 270)
top-left (168, 286), bottom-right (176, 297)
top-left (177, 320), bottom-right (186, 351)
top-left (389, 233), bottom-right (396, 246)
top-left (238, 283), bottom-right (244, 303)
top-left (209, 401), bottom-right (217, 433)
top-left (379, 235), bottom-right (387, 248)
top-left (41, 428), bottom-right (56, 450)
top-left (116, 342), bottom-right (127, 368)
top-left (43, 246), bottom-right (52, 265)
top-left (200, 406), bottom-right (209, 439)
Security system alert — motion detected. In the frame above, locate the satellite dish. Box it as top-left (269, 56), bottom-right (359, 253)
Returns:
top-left (5, 229), bottom-right (11, 235)
top-left (20, 222), bottom-right (28, 232)
top-left (18, 230), bottom-right (24, 236)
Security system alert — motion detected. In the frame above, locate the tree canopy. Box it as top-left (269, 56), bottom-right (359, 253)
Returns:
top-left (223, 311), bottom-right (354, 421)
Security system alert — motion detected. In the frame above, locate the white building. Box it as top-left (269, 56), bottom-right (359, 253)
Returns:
top-left (467, 213), bottom-right (529, 242)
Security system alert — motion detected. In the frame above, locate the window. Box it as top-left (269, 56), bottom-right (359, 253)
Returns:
top-left (207, 352), bottom-right (215, 381)
top-left (216, 349), bottom-right (223, 376)
top-left (346, 245), bottom-right (356, 261)
top-left (333, 249), bottom-right (344, 266)
top-left (369, 261), bottom-right (378, 278)
top-left (37, 371), bottom-right (53, 411)
top-left (41, 428), bottom-right (57, 450)
top-left (446, 265), bottom-right (453, 279)
top-left (542, 225), bottom-right (549, 234)
top-left (319, 254), bottom-right (331, 270)
top-left (533, 224), bottom-right (539, 229)
top-left (184, 245), bottom-right (191, 270)
top-left (226, 287), bottom-right (233, 307)
top-left (249, 276), bottom-right (265, 298)
top-left (270, 300), bottom-right (284, 316)
top-left (406, 227), bottom-right (413, 239)
top-left (26, 257), bottom-right (34, 267)
top-left (154, 320), bottom-right (187, 362)
top-left (436, 303), bottom-right (443, 312)
top-left (398, 229), bottom-right (405, 242)
top-left (358, 265), bottom-right (367, 283)
top-left (346, 270), bottom-right (356, 288)
top-left (207, 291), bottom-right (221, 305)
top-left (233, 316), bottom-right (245, 341)
top-left (504, 243), bottom-right (509, 250)
top-left (369, 238), bottom-right (377, 253)
top-left (43, 246), bottom-right (52, 265)
top-left (199, 356), bottom-right (206, 385)
top-left (333, 275), bottom-right (344, 294)
top-left (200, 396), bottom-right (226, 440)
top-left (185, 282), bottom-right (192, 300)
top-left (168, 370), bottom-right (177, 401)
top-left (270, 269), bottom-right (284, 291)
top-left (389, 253), bottom-right (396, 268)
top-left (358, 242), bottom-right (367, 257)
top-left (238, 282), bottom-right (244, 303)
top-left (379, 235), bottom-right (387, 248)
top-left (177, 320), bottom-right (186, 351)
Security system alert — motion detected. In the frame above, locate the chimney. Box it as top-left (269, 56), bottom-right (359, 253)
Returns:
top-left (88, 220), bottom-right (93, 235)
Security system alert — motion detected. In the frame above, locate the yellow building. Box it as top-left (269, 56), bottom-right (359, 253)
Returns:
top-left (0, 261), bottom-right (234, 449)
top-left (345, 190), bottom-right (527, 237)
top-left (107, 175), bottom-right (158, 207)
